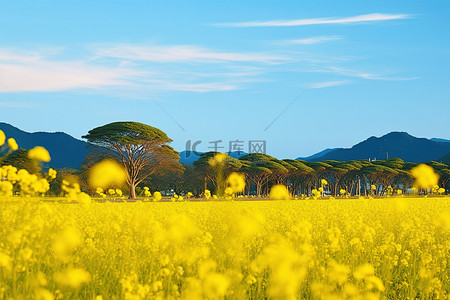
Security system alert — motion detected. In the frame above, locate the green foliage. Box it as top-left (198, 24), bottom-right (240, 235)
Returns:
top-left (1, 148), bottom-right (40, 174)
top-left (82, 121), bottom-right (171, 146)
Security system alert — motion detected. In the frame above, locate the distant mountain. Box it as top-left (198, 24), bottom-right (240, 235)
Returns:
top-left (0, 122), bottom-right (96, 169)
top-left (439, 152), bottom-right (450, 165)
top-left (431, 138), bottom-right (450, 143)
top-left (304, 132), bottom-right (450, 163)
top-left (179, 151), bottom-right (203, 165)
top-left (296, 148), bottom-right (341, 161)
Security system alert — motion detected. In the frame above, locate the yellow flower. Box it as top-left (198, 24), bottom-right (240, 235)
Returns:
top-left (353, 263), bottom-right (374, 280)
top-left (28, 146), bottom-right (51, 162)
top-left (438, 188), bottom-right (445, 194)
top-left (55, 268), bottom-right (91, 289)
top-left (48, 168), bottom-right (57, 179)
top-left (203, 273), bottom-right (229, 298)
top-left (321, 179), bottom-right (328, 186)
top-left (35, 288), bottom-right (53, 300)
top-left (411, 164), bottom-right (439, 190)
top-left (0, 181), bottom-right (13, 197)
top-left (269, 185), bottom-right (291, 200)
top-left (397, 189), bottom-right (402, 195)
top-left (340, 189), bottom-right (346, 195)
top-left (0, 252), bottom-right (12, 270)
top-left (208, 153), bottom-right (227, 167)
top-left (0, 130), bottom-right (5, 146)
top-left (7, 138), bottom-right (18, 151)
top-left (153, 191), bottom-right (162, 201)
top-left (204, 189), bottom-right (211, 199)
top-left (227, 172), bottom-right (246, 193)
top-left (88, 159), bottom-right (127, 189)
top-left (225, 187), bottom-right (233, 195)
top-left (108, 189), bottom-right (116, 195)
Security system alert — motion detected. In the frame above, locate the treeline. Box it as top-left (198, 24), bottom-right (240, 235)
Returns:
top-left (142, 153), bottom-right (450, 197)
top-left (2, 149), bottom-right (449, 197)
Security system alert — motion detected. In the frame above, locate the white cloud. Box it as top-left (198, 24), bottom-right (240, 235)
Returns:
top-left (95, 44), bottom-right (289, 64)
top-left (0, 48), bottom-right (257, 94)
top-left (283, 36), bottom-right (343, 45)
top-left (322, 66), bottom-right (419, 81)
top-left (0, 50), bottom-right (142, 93)
top-left (307, 80), bottom-right (352, 89)
top-left (217, 13), bottom-right (411, 27)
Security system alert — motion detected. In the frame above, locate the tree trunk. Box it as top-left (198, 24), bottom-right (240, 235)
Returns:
top-left (129, 181), bottom-right (136, 199)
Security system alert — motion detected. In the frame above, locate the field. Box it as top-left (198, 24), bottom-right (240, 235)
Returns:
top-left (0, 197), bottom-right (449, 299)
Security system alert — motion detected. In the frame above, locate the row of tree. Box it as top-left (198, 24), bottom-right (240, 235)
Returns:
top-left (2, 121), bottom-right (449, 198)
top-left (146, 152), bottom-right (450, 197)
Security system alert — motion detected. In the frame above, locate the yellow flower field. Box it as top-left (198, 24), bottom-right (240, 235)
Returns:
top-left (0, 197), bottom-right (449, 299)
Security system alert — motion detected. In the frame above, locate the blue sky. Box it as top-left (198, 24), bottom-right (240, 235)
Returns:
top-left (1, 0), bottom-right (449, 158)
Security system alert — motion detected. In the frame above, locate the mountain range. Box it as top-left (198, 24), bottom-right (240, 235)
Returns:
top-left (297, 132), bottom-right (450, 163)
top-left (1, 123), bottom-right (449, 169)
top-left (0, 122), bottom-right (95, 169)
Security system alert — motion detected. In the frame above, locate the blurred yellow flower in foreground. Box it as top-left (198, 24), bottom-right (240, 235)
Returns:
top-left (7, 138), bottom-right (18, 151)
top-left (28, 146), bottom-right (51, 162)
top-left (411, 164), bottom-right (439, 190)
top-left (0, 181), bottom-right (13, 197)
top-left (48, 168), bottom-right (57, 179)
top-left (153, 191), bottom-right (162, 201)
top-left (269, 185), bottom-right (291, 200)
top-left (0, 130), bottom-right (5, 146)
top-left (88, 159), bottom-right (127, 189)
top-left (55, 268), bottom-right (91, 289)
top-left (208, 153), bottom-right (227, 167)
top-left (227, 172), bottom-right (246, 193)
top-left (225, 187), bottom-right (233, 196)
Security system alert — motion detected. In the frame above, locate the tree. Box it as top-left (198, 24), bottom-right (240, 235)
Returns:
top-left (1, 148), bottom-right (40, 174)
top-left (83, 121), bottom-right (181, 199)
top-left (239, 153), bottom-right (287, 197)
top-left (194, 152), bottom-right (242, 195)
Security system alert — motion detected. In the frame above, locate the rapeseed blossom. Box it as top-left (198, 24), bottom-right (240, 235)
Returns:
top-left (0, 129), bottom-right (5, 146)
top-left (153, 191), bottom-right (162, 201)
top-left (88, 159), bottom-right (127, 189)
top-left (28, 146), bottom-right (51, 162)
top-left (226, 172), bottom-right (246, 193)
top-left (269, 184), bottom-right (291, 200)
top-left (411, 164), bottom-right (439, 190)
top-left (7, 138), bottom-right (18, 151)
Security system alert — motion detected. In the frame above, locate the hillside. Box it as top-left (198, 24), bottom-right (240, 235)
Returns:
top-left (0, 122), bottom-right (95, 169)
top-left (307, 132), bottom-right (450, 163)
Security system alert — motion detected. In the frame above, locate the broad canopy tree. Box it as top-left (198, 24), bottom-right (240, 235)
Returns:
top-left (83, 121), bottom-right (181, 199)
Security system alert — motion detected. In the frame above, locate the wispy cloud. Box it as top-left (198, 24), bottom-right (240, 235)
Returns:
top-left (0, 46), bottom-right (268, 94)
top-left (307, 80), bottom-right (352, 89)
top-left (95, 44), bottom-right (289, 64)
top-left (321, 66), bottom-right (419, 81)
top-left (283, 36), bottom-right (343, 45)
top-left (217, 13), bottom-right (411, 27)
top-left (0, 50), bottom-right (142, 93)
